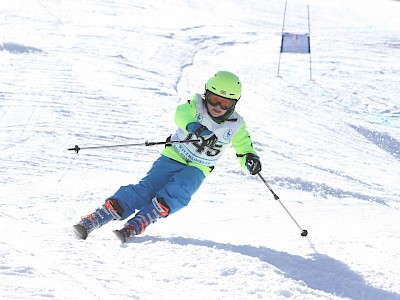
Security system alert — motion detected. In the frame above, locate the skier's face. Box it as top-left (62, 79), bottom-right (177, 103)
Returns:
top-left (205, 91), bottom-right (236, 117)
top-left (207, 102), bottom-right (228, 118)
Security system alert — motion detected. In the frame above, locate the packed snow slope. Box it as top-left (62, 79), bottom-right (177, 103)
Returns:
top-left (1, 0), bottom-right (399, 299)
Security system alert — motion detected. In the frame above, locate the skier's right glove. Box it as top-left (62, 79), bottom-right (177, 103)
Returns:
top-left (187, 122), bottom-right (218, 148)
top-left (245, 153), bottom-right (262, 175)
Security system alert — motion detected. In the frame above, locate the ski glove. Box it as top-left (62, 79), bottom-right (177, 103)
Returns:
top-left (245, 153), bottom-right (262, 175)
top-left (187, 122), bottom-right (218, 148)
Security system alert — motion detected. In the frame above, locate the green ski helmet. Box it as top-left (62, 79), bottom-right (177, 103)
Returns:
top-left (205, 71), bottom-right (242, 100)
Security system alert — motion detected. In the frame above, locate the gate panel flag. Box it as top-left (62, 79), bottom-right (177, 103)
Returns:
top-left (280, 33), bottom-right (310, 53)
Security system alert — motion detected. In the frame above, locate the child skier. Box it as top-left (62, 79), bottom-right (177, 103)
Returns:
top-left (73, 71), bottom-right (262, 243)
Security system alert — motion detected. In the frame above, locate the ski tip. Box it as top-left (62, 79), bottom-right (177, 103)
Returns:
top-left (113, 230), bottom-right (127, 243)
top-left (73, 224), bottom-right (88, 240)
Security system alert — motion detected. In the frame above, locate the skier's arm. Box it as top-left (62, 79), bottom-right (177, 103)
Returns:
top-left (175, 96), bottom-right (198, 132)
top-left (175, 96), bottom-right (218, 146)
top-left (232, 121), bottom-right (260, 172)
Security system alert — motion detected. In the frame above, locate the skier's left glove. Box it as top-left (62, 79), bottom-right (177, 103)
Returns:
top-left (245, 153), bottom-right (262, 175)
top-left (187, 122), bottom-right (218, 148)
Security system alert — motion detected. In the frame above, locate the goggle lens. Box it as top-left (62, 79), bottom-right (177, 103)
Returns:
top-left (205, 91), bottom-right (236, 110)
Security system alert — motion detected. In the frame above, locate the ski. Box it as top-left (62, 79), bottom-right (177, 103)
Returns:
top-left (72, 224), bottom-right (88, 240)
top-left (113, 229), bottom-right (128, 243)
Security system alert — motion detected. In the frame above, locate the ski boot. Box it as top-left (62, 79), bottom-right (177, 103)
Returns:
top-left (113, 197), bottom-right (169, 243)
top-left (73, 199), bottom-right (124, 240)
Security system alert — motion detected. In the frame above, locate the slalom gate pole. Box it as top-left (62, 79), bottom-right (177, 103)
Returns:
top-left (257, 173), bottom-right (308, 237)
top-left (67, 139), bottom-right (200, 154)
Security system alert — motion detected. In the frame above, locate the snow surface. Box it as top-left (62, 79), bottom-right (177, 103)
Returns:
top-left (1, 0), bottom-right (400, 299)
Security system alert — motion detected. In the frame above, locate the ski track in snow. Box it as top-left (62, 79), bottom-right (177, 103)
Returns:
top-left (1, 0), bottom-right (400, 299)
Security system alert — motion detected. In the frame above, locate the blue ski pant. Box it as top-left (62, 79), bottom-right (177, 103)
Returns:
top-left (107, 155), bottom-right (205, 219)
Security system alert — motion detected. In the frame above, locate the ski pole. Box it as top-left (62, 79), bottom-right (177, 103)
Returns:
top-left (67, 139), bottom-right (200, 154)
top-left (257, 173), bottom-right (308, 237)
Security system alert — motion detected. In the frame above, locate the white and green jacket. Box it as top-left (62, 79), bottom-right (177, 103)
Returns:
top-left (162, 94), bottom-right (258, 176)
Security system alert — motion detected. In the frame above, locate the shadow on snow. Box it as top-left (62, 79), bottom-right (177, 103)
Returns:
top-left (133, 235), bottom-right (400, 300)
top-left (350, 124), bottom-right (400, 161)
top-left (272, 176), bottom-right (389, 205)
top-left (0, 42), bottom-right (43, 54)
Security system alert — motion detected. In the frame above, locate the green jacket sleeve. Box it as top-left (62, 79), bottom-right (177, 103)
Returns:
top-left (232, 120), bottom-right (258, 170)
top-left (174, 96), bottom-right (198, 131)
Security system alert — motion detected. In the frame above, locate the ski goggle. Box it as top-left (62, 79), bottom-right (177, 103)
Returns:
top-left (205, 91), bottom-right (237, 110)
